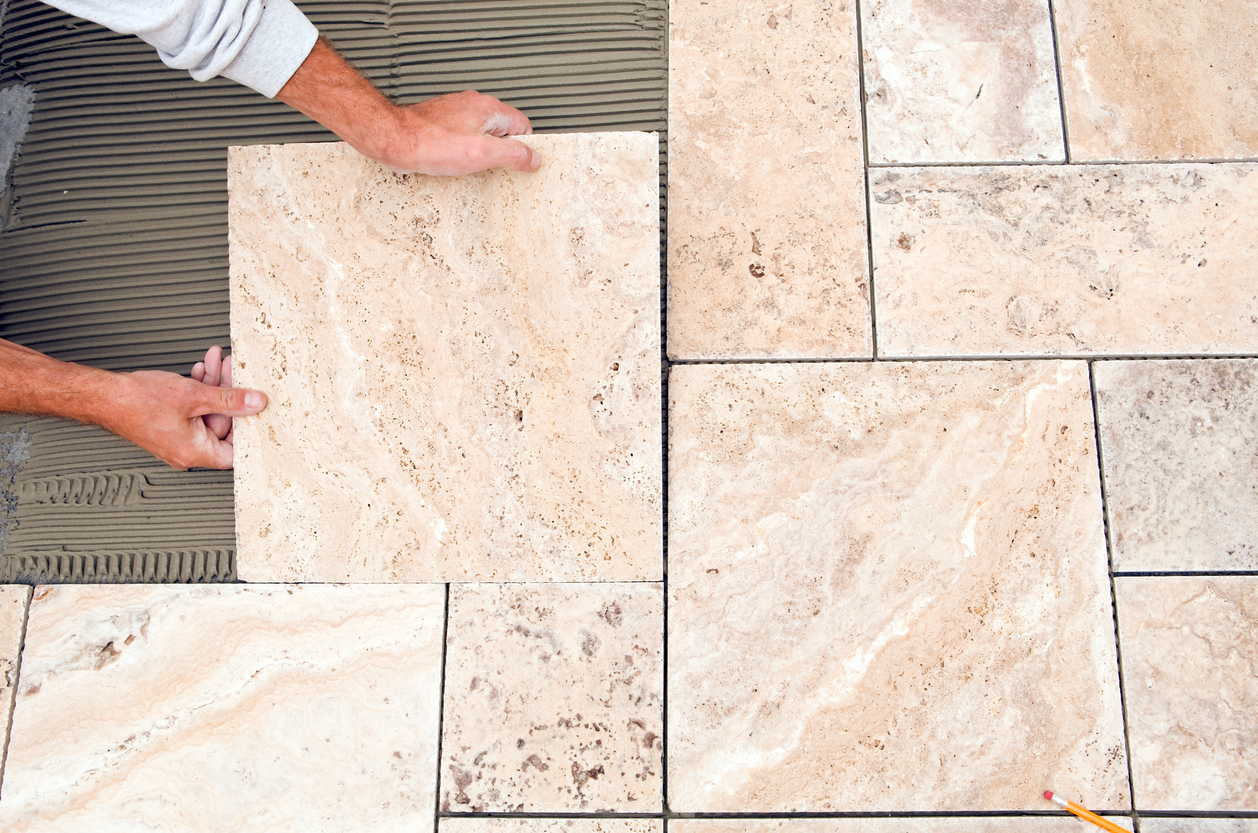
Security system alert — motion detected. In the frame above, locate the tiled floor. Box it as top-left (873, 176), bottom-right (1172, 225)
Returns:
top-left (1, 0), bottom-right (1256, 830)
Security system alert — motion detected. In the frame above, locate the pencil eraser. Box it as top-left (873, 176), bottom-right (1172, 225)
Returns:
top-left (1044, 791), bottom-right (1054, 801)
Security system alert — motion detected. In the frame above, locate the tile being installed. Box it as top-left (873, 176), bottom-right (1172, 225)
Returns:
top-left (668, 361), bottom-right (1127, 812)
top-left (672, 818), bottom-right (1133, 832)
top-left (229, 135), bottom-right (661, 582)
top-left (0, 584), bottom-right (445, 832)
top-left (1117, 577), bottom-right (1258, 812)
top-left (442, 821), bottom-right (661, 833)
top-left (1055, 0), bottom-right (1258, 161)
top-left (1095, 360), bottom-right (1258, 572)
top-left (440, 583), bottom-right (662, 813)
top-left (0, 585), bottom-right (28, 733)
top-left (871, 164), bottom-right (1258, 357)
top-left (861, 0), bottom-right (1064, 163)
top-left (668, 0), bottom-right (871, 359)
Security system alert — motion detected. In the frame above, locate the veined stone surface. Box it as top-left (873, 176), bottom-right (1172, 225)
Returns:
top-left (871, 164), bottom-right (1258, 357)
top-left (1056, 0), bottom-right (1258, 161)
top-left (667, 0), bottom-right (871, 359)
top-left (0, 585), bottom-right (28, 739)
top-left (229, 136), bottom-right (661, 582)
top-left (861, 0), bottom-right (1064, 163)
top-left (1095, 360), bottom-right (1258, 572)
top-left (1117, 577), bottom-right (1258, 812)
top-left (440, 583), bottom-right (663, 813)
top-left (668, 361), bottom-right (1126, 812)
top-left (0, 584), bottom-right (445, 833)
top-left (441, 821), bottom-right (662, 833)
top-left (672, 819), bottom-right (1133, 832)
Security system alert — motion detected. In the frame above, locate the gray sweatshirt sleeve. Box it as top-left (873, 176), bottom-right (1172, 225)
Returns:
top-left (38, 0), bottom-right (319, 98)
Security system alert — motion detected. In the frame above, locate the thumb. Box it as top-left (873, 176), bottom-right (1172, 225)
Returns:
top-left (484, 136), bottom-right (541, 173)
top-left (198, 385), bottom-right (267, 418)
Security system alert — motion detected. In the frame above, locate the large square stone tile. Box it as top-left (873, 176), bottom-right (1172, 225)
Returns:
top-left (672, 819), bottom-right (1132, 832)
top-left (667, 0), bottom-right (871, 359)
top-left (0, 585), bottom-right (28, 758)
top-left (1117, 577), bottom-right (1258, 811)
top-left (439, 583), bottom-right (662, 813)
top-left (441, 822), bottom-right (661, 833)
top-left (861, 0), bottom-right (1064, 163)
top-left (0, 584), bottom-right (445, 832)
top-left (230, 135), bottom-right (662, 582)
top-left (1095, 360), bottom-right (1258, 572)
top-left (668, 361), bottom-right (1126, 812)
top-left (1142, 822), bottom-right (1258, 833)
top-left (1055, 0), bottom-right (1258, 161)
top-left (871, 164), bottom-right (1258, 357)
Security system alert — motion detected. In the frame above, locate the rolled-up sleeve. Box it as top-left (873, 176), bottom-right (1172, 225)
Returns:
top-left (39, 0), bottom-right (318, 97)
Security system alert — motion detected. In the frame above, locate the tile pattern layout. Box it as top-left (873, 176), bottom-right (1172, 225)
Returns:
top-left (1055, 0), bottom-right (1258, 161)
top-left (671, 819), bottom-right (1134, 832)
top-left (441, 821), bottom-right (661, 833)
top-left (861, 0), bottom-right (1064, 164)
top-left (1095, 360), bottom-right (1258, 572)
top-left (1117, 577), bottom-right (1258, 812)
top-left (667, 361), bottom-right (1127, 812)
top-left (440, 583), bottom-right (663, 813)
top-left (229, 135), bottom-right (662, 583)
top-left (0, 584), bottom-right (446, 832)
top-left (667, 0), bottom-right (871, 359)
top-left (0, 585), bottom-right (27, 747)
top-left (871, 164), bottom-right (1258, 357)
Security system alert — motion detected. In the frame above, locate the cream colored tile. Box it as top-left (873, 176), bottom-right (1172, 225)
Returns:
top-left (0, 585), bottom-right (28, 745)
top-left (1142, 821), bottom-right (1258, 833)
top-left (862, 0), bottom-right (1064, 163)
top-left (229, 135), bottom-right (661, 582)
top-left (1095, 360), bottom-right (1258, 572)
top-left (441, 821), bottom-right (661, 833)
top-left (440, 583), bottom-right (662, 813)
top-left (1056, 0), bottom-right (1258, 161)
top-left (667, 0), bottom-right (871, 359)
top-left (0, 584), bottom-right (445, 832)
top-left (871, 164), bottom-right (1258, 357)
top-left (668, 361), bottom-right (1126, 812)
top-left (672, 818), bottom-right (1133, 832)
top-left (1117, 577), bottom-right (1258, 811)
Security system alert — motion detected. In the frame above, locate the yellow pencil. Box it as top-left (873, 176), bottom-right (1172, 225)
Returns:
top-left (1044, 790), bottom-right (1128, 833)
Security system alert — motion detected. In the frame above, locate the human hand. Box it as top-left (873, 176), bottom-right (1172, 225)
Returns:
top-left (102, 346), bottom-right (267, 470)
top-left (374, 90), bottom-right (541, 176)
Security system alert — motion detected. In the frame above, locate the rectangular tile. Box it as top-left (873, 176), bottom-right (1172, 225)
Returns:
top-left (229, 135), bottom-right (662, 582)
top-left (667, 0), bottom-right (871, 359)
top-left (0, 584), bottom-right (445, 832)
top-left (672, 818), bottom-right (1133, 832)
top-left (0, 585), bottom-right (28, 755)
top-left (861, 0), bottom-right (1064, 163)
top-left (667, 361), bottom-right (1126, 812)
top-left (1095, 359), bottom-right (1258, 572)
top-left (1055, 0), bottom-right (1258, 161)
top-left (1117, 577), bottom-right (1258, 812)
top-left (1142, 822), bottom-right (1258, 833)
top-left (440, 583), bottom-right (663, 813)
top-left (871, 164), bottom-right (1258, 357)
top-left (441, 821), bottom-right (661, 833)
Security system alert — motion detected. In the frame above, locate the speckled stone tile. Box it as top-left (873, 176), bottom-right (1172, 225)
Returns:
top-left (871, 164), bottom-right (1258, 357)
top-left (229, 135), bottom-right (661, 583)
top-left (1117, 577), bottom-right (1258, 812)
top-left (671, 818), bottom-right (1134, 833)
top-left (1095, 360), bottom-right (1258, 572)
top-left (667, 0), bottom-right (871, 359)
top-left (1142, 822), bottom-right (1258, 833)
top-left (440, 583), bottom-right (663, 813)
top-left (668, 361), bottom-right (1126, 812)
top-left (441, 821), bottom-right (661, 833)
top-left (861, 0), bottom-right (1064, 163)
top-left (0, 584), bottom-right (445, 833)
top-left (1055, 0), bottom-right (1258, 161)
top-left (0, 585), bottom-right (28, 744)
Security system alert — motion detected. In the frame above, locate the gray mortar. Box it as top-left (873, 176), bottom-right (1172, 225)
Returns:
top-left (0, 83), bottom-right (35, 230)
top-left (0, 430), bottom-right (31, 556)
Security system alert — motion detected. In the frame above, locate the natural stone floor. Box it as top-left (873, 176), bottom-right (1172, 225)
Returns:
top-left (2, 0), bottom-right (1257, 830)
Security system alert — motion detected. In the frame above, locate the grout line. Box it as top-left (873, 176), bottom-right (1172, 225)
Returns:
top-left (433, 583), bottom-right (452, 824)
top-left (852, 0), bottom-right (879, 361)
top-left (659, 0), bottom-right (671, 811)
top-left (1045, 0), bottom-right (1072, 164)
top-left (1088, 361), bottom-right (1140, 821)
top-left (0, 584), bottom-right (33, 801)
top-left (436, 810), bottom-right (1140, 820)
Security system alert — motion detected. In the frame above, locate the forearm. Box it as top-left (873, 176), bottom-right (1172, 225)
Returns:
top-left (0, 337), bottom-right (117, 427)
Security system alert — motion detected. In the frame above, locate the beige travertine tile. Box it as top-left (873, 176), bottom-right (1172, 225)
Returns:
top-left (229, 135), bottom-right (661, 583)
top-left (671, 818), bottom-right (1133, 832)
top-left (0, 584), bottom-right (445, 832)
top-left (1095, 360), bottom-right (1258, 572)
top-left (1142, 822), bottom-right (1258, 833)
top-left (871, 164), bottom-right (1258, 357)
top-left (0, 585), bottom-right (28, 741)
top-left (668, 361), bottom-right (1127, 812)
top-left (1055, 0), bottom-right (1258, 161)
top-left (441, 821), bottom-right (661, 833)
top-left (1117, 577), bottom-right (1258, 811)
top-left (440, 583), bottom-right (662, 813)
top-left (667, 0), bottom-right (871, 359)
top-left (862, 0), bottom-right (1064, 163)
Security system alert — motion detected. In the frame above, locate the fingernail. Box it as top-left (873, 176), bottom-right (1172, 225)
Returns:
top-left (244, 391), bottom-right (264, 409)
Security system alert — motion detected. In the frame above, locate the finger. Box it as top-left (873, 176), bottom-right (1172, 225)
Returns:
top-left (204, 413), bottom-right (233, 440)
top-left (202, 345), bottom-right (223, 388)
top-left (222, 355), bottom-right (233, 389)
top-left (191, 361), bottom-right (206, 383)
top-left (193, 385), bottom-right (267, 419)
top-left (199, 434), bottom-right (234, 470)
top-left (473, 136), bottom-right (541, 173)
